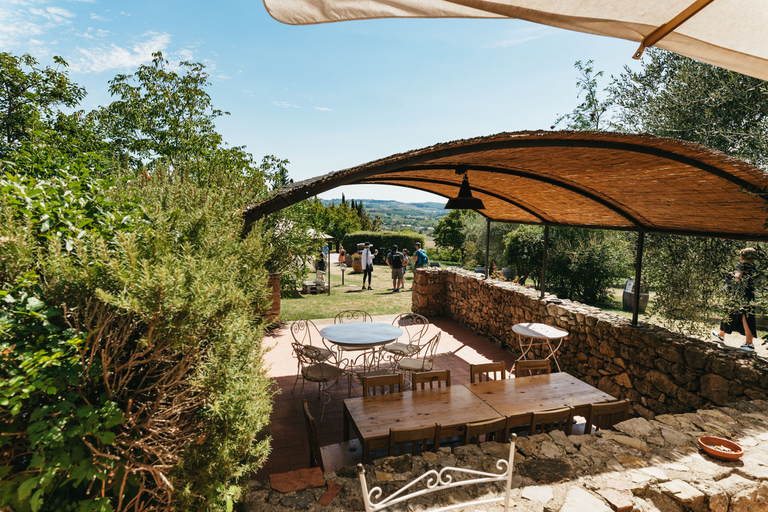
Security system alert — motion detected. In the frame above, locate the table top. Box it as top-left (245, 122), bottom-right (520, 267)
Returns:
top-left (512, 322), bottom-right (569, 339)
top-left (465, 372), bottom-right (615, 416)
top-left (320, 322), bottom-right (404, 348)
top-left (344, 385), bottom-right (501, 440)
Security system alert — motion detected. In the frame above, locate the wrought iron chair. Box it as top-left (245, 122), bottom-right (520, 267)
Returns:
top-left (334, 310), bottom-right (373, 323)
top-left (514, 359), bottom-right (551, 378)
top-left (388, 423), bottom-right (441, 456)
top-left (291, 319), bottom-right (336, 396)
top-left (529, 406), bottom-right (574, 436)
top-left (362, 373), bottom-right (404, 397)
top-left (470, 361), bottom-right (507, 383)
top-left (382, 313), bottom-right (430, 366)
top-left (584, 399), bottom-right (630, 434)
top-left (395, 332), bottom-right (441, 387)
top-left (411, 369), bottom-right (451, 390)
top-left (292, 341), bottom-right (347, 422)
top-left (303, 399), bottom-right (362, 472)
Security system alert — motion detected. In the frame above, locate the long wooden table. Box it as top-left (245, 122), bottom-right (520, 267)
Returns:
top-left (343, 372), bottom-right (616, 462)
top-left (343, 385), bottom-right (501, 463)
top-left (466, 372), bottom-right (616, 419)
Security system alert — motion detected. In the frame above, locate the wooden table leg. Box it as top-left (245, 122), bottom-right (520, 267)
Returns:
top-left (343, 402), bottom-right (350, 441)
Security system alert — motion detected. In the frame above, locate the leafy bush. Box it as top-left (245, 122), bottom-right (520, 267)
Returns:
top-left (342, 231), bottom-right (424, 264)
top-left (1, 164), bottom-right (274, 511)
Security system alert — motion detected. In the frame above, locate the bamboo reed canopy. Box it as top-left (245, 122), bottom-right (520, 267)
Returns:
top-left (243, 131), bottom-right (768, 241)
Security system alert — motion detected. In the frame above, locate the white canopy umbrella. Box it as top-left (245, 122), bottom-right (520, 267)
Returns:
top-left (262, 0), bottom-right (768, 81)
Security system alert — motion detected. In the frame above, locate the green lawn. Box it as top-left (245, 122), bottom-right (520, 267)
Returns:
top-left (279, 263), bottom-right (415, 321)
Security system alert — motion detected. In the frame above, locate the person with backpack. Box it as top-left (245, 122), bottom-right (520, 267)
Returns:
top-left (414, 242), bottom-right (429, 270)
top-left (386, 244), bottom-right (406, 292)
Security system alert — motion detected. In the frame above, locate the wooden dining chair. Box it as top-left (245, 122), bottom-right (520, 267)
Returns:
top-left (584, 399), bottom-right (631, 434)
top-left (291, 319), bottom-right (335, 396)
top-left (412, 369), bottom-right (451, 390)
top-left (464, 416), bottom-right (511, 445)
top-left (389, 423), bottom-right (441, 456)
top-left (303, 399), bottom-right (362, 472)
top-left (529, 407), bottom-right (575, 436)
top-left (514, 359), bottom-right (551, 378)
top-left (470, 361), bottom-right (507, 383)
top-left (362, 373), bottom-right (404, 397)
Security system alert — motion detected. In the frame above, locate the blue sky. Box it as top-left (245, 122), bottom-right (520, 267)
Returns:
top-left (2, 0), bottom-right (643, 203)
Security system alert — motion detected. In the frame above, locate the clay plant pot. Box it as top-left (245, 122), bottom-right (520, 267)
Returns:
top-left (698, 436), bottom-right (743, 461)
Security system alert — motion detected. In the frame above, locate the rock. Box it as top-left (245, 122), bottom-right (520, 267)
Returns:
top-left (516, 458), bottom-right (573, 484)
top-left (596, 488), bottom-right (634, 512)
top-left (521, 485), bottom-right (553, 504)
top-left (270, 467), bottom-right (325, 493)
top-left (701, 373), bottom-right (731, 406)
top-left (660, 427), bottom-right (690, 446)
top-left (659, 479), bottom-right (706, 507)
top-left (729, 482), bottom-right (768, 512)
top-left (560, 487), bottom-right (612, 512)
top-left (614, 417), bottom-right (655, 438)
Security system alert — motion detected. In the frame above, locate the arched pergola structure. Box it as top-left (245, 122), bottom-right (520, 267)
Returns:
top-left (244, 131), bottom-right (768, 323)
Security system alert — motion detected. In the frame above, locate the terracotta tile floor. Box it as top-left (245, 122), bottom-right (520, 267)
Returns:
top-left (254, 315), bottom-right (518, 480)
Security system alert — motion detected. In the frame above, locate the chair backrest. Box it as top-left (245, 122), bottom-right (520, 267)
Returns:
top-left (412, 370), bottom-right (451, 390)
top-left (291, 319), bottom-right (325, 350)
top-left (292, 341), bottom-right (342, 382)
top-left (302, 399), bottom-right (324, 471)
top-left (529, 407), bottom-right (574, 436)
top-left (335, 310), bottom-right (373, 323)
top-left (585, 399), bottom-right (630, 434)
top-left (470, 361), bottom-right (507, 383)
top-left (389, 423), bottom-right (441, 456)
top-left (391, 313), bottom-right (429, 345)
top-left (414, 332), bottom-right (441, 371)
top-left (362, 373), bottom-right (404, 397)
top-left (514, 359), bottom-right (551, 378)
top-left (464, 416), bottom-right (511, 445)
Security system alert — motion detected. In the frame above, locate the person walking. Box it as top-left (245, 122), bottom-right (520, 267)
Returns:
top-left (338, 245), bottom-right (346, 265)
top-left (361, 243), bottom-right (377, 290)
top-left (413, 242), bottom-right (429, 270)
top-left (386, 245), bottom-right (406, 292)
top-left (713, 247), bottom-right (759, 351)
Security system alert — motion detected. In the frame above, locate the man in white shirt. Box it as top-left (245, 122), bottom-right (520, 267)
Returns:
top-left (361, 243), bottom-right (377, 290)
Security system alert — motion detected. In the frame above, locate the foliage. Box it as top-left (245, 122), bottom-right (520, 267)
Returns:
top-left (503, 225), bottom-right (545, 285)
top-left (462, 214), bottom-right (519, 271)
top-left (425, 246), bottom-right (461, 263)
top-left (642, 235), bottom-right (751, 336)
top-left (0, 53), bottom-right (87, 158)
top-left (345, 196), bottom-right (382, 232)
top-left (553, 60), bottom-right (613, 131)
top-left (341, 231), bottom-right (425, 265)
top-left (545, 228), bottom-right (631, 304)
top-left (433, 210), bottom-right (473, 257)
top-left (98, 52), bottom-right (254, 175)
top-left (1, 159), bottom-right (274, 511)
top-left (504, 226), bottom-right (631, 303)
top-left (609, 49), bottom-right (768, 167)
top-left (311, 198), bottom-right (361, 250)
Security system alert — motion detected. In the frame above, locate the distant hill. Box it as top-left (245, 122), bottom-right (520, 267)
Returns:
top-left (320, 199), bottom-right (447, 233)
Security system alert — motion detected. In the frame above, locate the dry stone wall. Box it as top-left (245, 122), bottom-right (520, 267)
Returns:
top-left (412, 268), bottom-right (768, 419)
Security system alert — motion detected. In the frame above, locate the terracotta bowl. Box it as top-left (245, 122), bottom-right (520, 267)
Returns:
top-left (698, 436), bottom-right (744, 461)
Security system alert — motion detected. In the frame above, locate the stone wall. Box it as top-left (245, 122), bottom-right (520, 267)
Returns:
top-left (412, 268), bottom-right (768, 419)
top-left (246, 400), bottom-right (768, 511)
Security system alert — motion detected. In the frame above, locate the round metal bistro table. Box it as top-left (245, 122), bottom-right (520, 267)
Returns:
top-left (320, 322), bottom-right (404, 395)
top-left (319, 322), bottom-right (404, 349)
top-left (512, 322), bottom-right (568, 372)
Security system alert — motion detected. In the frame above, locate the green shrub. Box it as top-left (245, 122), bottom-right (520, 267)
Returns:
top-left (1, 165), bottom-right (274, 511)
top-left (342, 231), bottom-right (424, 264)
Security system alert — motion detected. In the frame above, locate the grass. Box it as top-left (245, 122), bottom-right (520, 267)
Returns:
top-left (280, 263), bottom-right (415, 321)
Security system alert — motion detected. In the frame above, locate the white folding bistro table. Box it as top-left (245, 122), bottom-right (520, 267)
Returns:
top-left (512, 322), bottom-right (568, 372)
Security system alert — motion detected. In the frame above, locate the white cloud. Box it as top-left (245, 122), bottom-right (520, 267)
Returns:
top-left (69, 31), bottom-right (172, 73)
top-left (90, 12), bottom-right (110, 22)
top-left (314, 106), bottom-right (332, 112)
top-left (29, 6), bottom-right (75, 23)
top-left (272, 101), bottom-right (301, 108)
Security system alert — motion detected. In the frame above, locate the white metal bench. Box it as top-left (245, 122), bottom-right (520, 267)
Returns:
top-left (358, 435), bottom-right (516, 512)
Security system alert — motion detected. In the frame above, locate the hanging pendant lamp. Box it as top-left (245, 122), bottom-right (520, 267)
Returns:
top-left (445, 169), bottom-right (485, 210)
